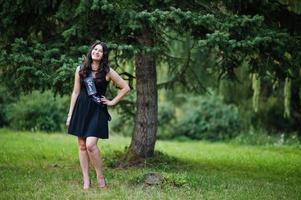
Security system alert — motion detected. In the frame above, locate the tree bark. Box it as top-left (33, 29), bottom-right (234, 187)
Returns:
top-left (291, 80), bottom-right (301, 136)
top-left (127, 29), bottom-right (158, 159)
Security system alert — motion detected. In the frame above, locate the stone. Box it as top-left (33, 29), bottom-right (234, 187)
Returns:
top-left (144, 172), bottom-right (163, 185)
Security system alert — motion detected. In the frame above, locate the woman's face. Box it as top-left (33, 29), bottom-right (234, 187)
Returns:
top-left (91, 44), bottom-right (103, 61)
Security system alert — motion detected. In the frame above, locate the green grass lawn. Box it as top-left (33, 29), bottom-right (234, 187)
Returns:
top-left (0, 128), bottom-right (300, 200)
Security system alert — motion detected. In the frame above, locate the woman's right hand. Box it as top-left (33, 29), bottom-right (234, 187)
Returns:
top-left (66, 116), bottom-right (71, 127)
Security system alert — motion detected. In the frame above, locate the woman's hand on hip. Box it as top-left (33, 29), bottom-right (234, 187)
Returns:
top-left (101, 96), bottom-right (116, 106)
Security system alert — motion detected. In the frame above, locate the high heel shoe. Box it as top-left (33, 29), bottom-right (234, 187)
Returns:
top-left (97, 176), bottom-right (108, 189)
top-left (83, 179), bottom-right (91, 190)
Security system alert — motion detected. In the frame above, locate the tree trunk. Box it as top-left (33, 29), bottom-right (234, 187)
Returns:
top-left (291, 80), bottom-right (301, 136)
top-left (129, 52), bottom-right (157, 157)
top-left (116, 27), bottom-right (157, 168)
top-left (127, 30), bottom-right (157, 161)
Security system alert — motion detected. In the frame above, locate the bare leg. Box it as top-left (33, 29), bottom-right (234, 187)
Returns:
top-left (86, 137), bottom-right (107, 188)
top-left (78, 137), bottom-right (90, 189)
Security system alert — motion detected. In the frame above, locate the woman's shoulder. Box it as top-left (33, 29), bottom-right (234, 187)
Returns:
top-left (75, 65), bottom-right (83, 79)
top-left (77, 64), bottom-right (84, 70)
top-left (76, 64), bottom-right (86, 75)
top-left (105, 67), bottom-right (115, 81)
top-left (108, 67), bottom-right (119, 75)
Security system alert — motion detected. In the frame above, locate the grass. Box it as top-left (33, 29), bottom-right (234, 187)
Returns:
top-left (0, 128), bottom-right (300, 200)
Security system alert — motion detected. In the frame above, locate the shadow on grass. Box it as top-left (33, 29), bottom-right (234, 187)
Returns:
top-left (105, 149), bottom-right (301, 183)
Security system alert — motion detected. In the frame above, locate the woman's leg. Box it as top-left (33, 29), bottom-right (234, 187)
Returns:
top-left (86, 136), bottom-right (106, 187)
top-left (78, 137), bottom-right (90, 189)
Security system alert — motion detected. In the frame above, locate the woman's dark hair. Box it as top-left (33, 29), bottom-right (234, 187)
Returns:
top-left (79, 41), bottom-right (110, 82)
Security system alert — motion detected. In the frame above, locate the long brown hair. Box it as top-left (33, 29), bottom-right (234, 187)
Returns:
top-left (79, 41), bottom-right (110, 82)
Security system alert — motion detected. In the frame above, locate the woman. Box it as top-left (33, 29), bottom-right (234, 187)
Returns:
top-left (66, 41), bottom-right (130, 190)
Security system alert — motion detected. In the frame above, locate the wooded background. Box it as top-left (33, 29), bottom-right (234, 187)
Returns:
top-left (0, 0), bottom-right (300, 162)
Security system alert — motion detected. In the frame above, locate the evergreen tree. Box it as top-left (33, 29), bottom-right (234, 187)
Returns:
top-left (1, 0), bottom-right (300, 164)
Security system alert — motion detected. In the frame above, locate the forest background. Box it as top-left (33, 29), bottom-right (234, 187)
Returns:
top-left (1, 0), bottom-right (301, 150)
top-left (1, 1), bottom-right (301, 199)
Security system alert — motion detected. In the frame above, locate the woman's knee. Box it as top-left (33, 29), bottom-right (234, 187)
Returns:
top-left (86, 143), bottom-right (97, 152)
top-left (86, 137), bottom-right (99, 152)
top-left (78, 138), bottom-right (87, 151)
top-left (79, 143), bottom-right (87, 151)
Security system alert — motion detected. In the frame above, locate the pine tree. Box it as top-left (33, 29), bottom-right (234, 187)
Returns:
top-left (1, 0), bottom-right (301, 164)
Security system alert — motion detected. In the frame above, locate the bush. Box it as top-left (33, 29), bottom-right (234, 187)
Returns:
top-left (0, 86), bottom-right (17, 127)
top-left (110, 101), bottom-right (177, 139)
top-left (157, 102), bottom-right (176, 140)
top-left (231, 128), bottom-right (301, 145)
top-left (110, 111), bottom-right (134, 136)
top-left (109, 88), bottom-right (136, 136)
top-left (174, 93), bottom-right (242, 140)
top-left (251, 96), bottom-right (296, 133)
top-left (7, 90), bottom-right (68, 132)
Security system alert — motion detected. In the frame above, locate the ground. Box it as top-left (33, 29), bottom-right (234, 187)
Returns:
top-left (0, 129), bottom-right (300, 200)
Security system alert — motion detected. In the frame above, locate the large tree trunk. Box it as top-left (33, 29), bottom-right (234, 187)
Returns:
top-left (130, 52), bottom-right (157, 157)
top-left (128, 28), bottom-right (158, 161)
top-left (119, 29), bottom-right (157, 166)
top-left (291, 80), bottom-right (301, 136)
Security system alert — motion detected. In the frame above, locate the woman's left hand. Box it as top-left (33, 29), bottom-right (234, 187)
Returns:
top-left (101, 96), bottom-right (116, 106)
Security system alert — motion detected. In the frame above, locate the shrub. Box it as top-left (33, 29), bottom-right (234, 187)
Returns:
top-left (0, 86), bottom-right (17, 127)
top-left (231, 128), bottom-right (301, 145)
top-left (110, 111), bottom-right (134, 136)
top-left (174, 93), bottom-right (242, 140)
top-left (251, 96), bottom-right (296, 133)
top-left (110, 101), bottom-right (177, 139)
top-left (7, 90), bottom-right (68, 132)
top-left (157, 102), bottom-right (176, 140)
top-left (109, 88), bottom-right (136, 136)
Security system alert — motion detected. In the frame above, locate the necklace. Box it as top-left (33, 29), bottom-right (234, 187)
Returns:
top-left (91, 69), bottom-right (98, 72)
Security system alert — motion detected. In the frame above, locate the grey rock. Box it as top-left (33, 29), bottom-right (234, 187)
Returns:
top-left (144, 172), bottom-right (163, 185)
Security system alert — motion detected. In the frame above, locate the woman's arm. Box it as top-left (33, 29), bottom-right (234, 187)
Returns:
top-left (66, 66), bottom-right (81, 126)
top-left (101, 68), bottom-right (130, 106)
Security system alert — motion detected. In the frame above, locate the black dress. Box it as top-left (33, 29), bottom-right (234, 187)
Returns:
top-left (68, 69), bottom-right (111, 139)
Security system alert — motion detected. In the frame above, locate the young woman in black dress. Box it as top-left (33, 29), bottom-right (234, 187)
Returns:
top-left (66, 41), bottom-right (130, 190)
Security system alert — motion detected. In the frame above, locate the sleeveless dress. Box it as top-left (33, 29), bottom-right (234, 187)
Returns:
top-left (68, 69), bottom-right (111, 139)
